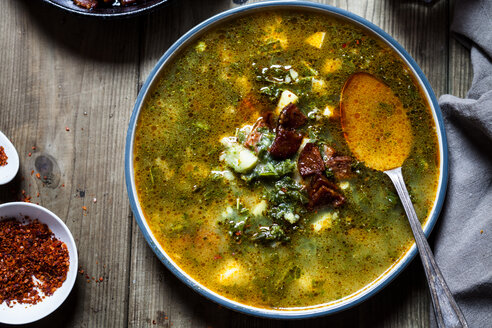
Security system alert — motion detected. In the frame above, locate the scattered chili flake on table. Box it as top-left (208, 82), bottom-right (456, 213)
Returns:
top-left (0, 218), bottom-right (70, 307)
top-left (0, 146), bottom-right (7, 166)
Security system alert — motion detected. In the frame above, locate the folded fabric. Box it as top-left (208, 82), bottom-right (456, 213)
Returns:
top-left (430, 1), bottom-right (492, 327)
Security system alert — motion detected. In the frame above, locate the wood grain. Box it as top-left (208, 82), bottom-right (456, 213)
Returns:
top-left (0, 0), bottom-right (462, 327)
top-left (0, 0), bottom-right (140, 327)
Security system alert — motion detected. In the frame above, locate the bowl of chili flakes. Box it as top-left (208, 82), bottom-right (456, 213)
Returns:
top-left (0, 202), bottom-right (78, 325)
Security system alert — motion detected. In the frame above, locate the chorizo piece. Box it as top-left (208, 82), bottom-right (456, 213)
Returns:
top-left (269, 127), bottom-right (303, 159)
top-left (308, 174), bottom-right (345, 208)
top-left (278, 103), bottom-right (307, 129)
top-left (298, 143), bottom-right (325, 177)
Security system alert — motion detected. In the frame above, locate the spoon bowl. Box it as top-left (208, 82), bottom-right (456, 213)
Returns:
top-left (340, 72), bottom-right (468, 328)
top-left (0, 131), bottom-right (20, 185)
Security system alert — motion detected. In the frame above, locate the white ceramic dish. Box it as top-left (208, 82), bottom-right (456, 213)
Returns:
top-left (0, 202), bottom-right (78, 325)
top-left (0, 131), bottom-right (20, 185)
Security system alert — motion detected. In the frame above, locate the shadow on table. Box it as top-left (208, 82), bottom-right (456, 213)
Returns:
top-left (17, 0), bottom-right (228, 65)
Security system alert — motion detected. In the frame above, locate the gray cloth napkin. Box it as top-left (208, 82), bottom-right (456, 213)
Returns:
top-left (430, 1), bottom-right (492, 327)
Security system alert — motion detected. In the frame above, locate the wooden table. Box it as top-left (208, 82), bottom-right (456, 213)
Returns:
top-left (0, 0), bottom-right (471, 327)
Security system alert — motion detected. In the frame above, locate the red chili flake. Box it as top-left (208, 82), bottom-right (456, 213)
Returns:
top-left (99, 277), bottom-right (103, 282)
top-left (32, 146), bottom-right (36, 150)
top-left (31, 170), bottom-right (34, 175)
top-left (342, 43), bottom-right (347, 48)
top-left (213, 254), bottom-right (222, 260)
top-left (65, 127), bottom-right (70, 132)
top-left (0, 146), bottom-right (7, 166)
top-left (37, 192), bottom-right (40, 197)
top-left (35, 173), bottom-right (41, 179)
top-left (0, 218), bottom-right (70, 307)
top-left (356, 39), bottom-right (360, 45)
top-left (28, 152), bottom-right (32, 157)
top-left (82, 206), bottom-right (87, 211)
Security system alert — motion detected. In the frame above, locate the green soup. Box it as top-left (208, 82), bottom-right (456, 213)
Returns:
top-left (133, 10), bottom-right (439, 309)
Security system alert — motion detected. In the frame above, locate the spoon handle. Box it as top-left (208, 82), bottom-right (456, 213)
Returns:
top-left (385, 167), bottom-right (468, 328)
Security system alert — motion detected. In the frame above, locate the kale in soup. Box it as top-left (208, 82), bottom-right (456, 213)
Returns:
top-left (134, 10), bottom-right (439, 309)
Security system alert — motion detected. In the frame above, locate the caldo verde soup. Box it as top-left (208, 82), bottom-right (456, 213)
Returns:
top-left (134, 10), bottom-right (439, 309)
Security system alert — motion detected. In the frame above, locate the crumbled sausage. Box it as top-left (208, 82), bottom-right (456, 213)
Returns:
top-left (308, 174), bottom-right (345, 208)
top-left (278, 104), bottom-right (307, 129)
top-left (269, 127), bottom-right (303, 159)
top-left (298, 143), bottom-right (325, 177)
top-left (325, 156), bottom-right (352, 180)
top-left (322, 144), bottom-right (353, 179)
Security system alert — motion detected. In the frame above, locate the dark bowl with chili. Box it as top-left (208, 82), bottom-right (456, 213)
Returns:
top-left (42, 0), bottom-right (171, 18)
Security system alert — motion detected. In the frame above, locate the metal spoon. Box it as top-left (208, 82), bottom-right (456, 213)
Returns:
top-left (0, 131), bottom-right (20, 185)
top-left (340, 73), bottom-right (468, 328)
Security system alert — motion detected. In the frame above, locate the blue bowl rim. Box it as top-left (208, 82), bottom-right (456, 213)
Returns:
top-left (125, 0), bottom-right (448, 319)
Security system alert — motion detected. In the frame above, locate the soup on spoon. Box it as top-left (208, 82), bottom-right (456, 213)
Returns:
top-left (341, 72), bottom-right (468, 328)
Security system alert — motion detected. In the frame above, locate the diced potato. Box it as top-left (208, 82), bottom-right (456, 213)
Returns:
top-left (210, 170), bottom-right (235, 181)
top-left (222, 143), bottom-right (258, 173)
top-left (322, 58), bottom-right (343, 74)
top-left (218, 261), bottom-right (243, 285)
top-left (154, 158), bottom-right (174, 181)
top-left (339, 181), bottom-right (350, 190)
top-left (220, 47), bottom-right (233, 64)
top-left (276, 90), bottom-right (298, 113)
top-left (284, 212), bottom-right (298, 224)
top-left (226, 105), bottom-right (235, 114)
top-left (312, 212), bottom-right (339, 232)
top-left (220, 136), bottom-right (236, 148)
top-left (305, 32), bottom-right (326, 49)
top-left (311, 78), bottom-right (326, 93)
top-left (296, 273), bottom-right (315, 291)
top-left (195, 41), bottom-right (206, 52)
top-left (234, 76), bottom-right (252, 96)
top-left (323, 105), bottom-right (335, 118)
top-left (251, 200), bottom-right (268, 216)
top-left (289, 68), bottom-right (299, 80)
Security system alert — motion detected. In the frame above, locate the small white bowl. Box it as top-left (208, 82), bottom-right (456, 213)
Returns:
top-left (0, 202), bottom-right (78, 325)
top-left (0, 131), bottom-right (20, 185)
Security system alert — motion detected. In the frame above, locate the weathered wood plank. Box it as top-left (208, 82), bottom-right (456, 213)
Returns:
top-left (128, 0), bottom-right (449, 328)
top-left (0, 0), bottom-right (140, 326)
